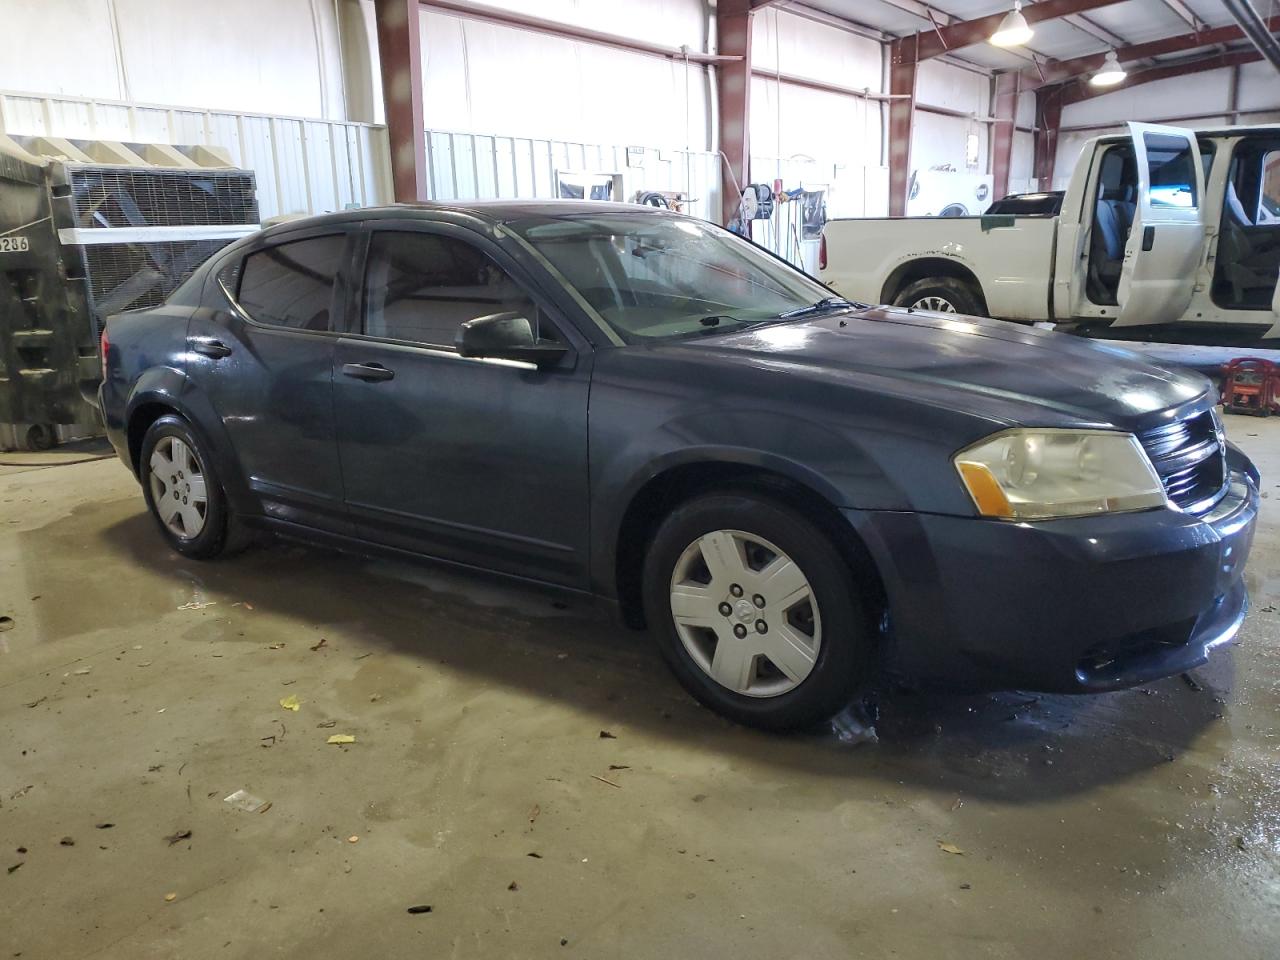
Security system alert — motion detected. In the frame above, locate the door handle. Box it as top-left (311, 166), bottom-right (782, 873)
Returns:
top-left (1142, 225), bottom-right (1155, 251)
top-left (342, 361), bottom-right (395, 382)
top-left (189, 336), bottom-right (232, 359)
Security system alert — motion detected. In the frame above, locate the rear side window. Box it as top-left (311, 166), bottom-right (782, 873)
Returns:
top-left (237, 235), bottom-right (346, 331)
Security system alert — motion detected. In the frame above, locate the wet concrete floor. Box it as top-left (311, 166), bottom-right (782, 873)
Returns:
top-left (1, 420), bottom-right (1278, 959)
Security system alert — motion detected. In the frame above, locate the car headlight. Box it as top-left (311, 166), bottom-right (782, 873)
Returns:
top-left (954, 429), bottom-right (1167, 520)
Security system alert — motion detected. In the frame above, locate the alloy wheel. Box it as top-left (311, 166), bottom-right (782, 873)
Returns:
top-left (668, 529), bottom-right (822, 698)
top-left (148, 436), bottom-right (209, 540)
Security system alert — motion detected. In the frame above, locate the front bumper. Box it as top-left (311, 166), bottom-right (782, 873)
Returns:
top-left (847, 456), bottom-right (1259, 693)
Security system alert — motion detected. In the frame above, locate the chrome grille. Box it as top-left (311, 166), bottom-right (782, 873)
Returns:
top-left (1137, 410), bottom-right (1226, 513)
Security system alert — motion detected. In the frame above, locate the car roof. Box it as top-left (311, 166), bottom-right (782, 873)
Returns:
top-left (257, 199), bottom-right (667, 239)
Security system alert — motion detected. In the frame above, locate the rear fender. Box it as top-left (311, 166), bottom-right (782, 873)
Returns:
top-left (125, 369), bottom-right (256, 515)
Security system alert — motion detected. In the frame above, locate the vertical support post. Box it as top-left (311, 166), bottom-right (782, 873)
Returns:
top-left (1033, 88), bottom-right (1063, 191)
top-left (887, 38), bottom-right (917, 217)
top-left (991, 71), bottom-right (1018, 199)
top-left (373, 0), bottom-right (428, 202)
top-left (716, 0), bottom-right (754, 226)
top-left (1227, 64), bottom-right (1241, 124)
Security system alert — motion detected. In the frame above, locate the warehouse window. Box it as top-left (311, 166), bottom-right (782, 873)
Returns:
top-left (362, 231), bottom-right (552, 349)
top-left (237, 235), bottom-right (346, 331)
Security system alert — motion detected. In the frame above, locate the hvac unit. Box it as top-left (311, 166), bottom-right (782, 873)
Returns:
top-left (0, 136), bottom-right (259, 450)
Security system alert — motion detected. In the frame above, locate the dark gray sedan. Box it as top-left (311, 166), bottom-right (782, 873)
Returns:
top-left (98, 201), bottom-right (1259, 730)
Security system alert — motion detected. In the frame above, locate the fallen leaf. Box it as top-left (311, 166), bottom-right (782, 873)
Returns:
top-left (279, 694), bottom-right (301, 712)
top-left (527, 852), bottom-right (542, 858)
top-left (60, 837), bottom-right (75, 846)
top-left (327, 734), bottom-right (356, 745)
top-left (95, 823), bottom-right (114, 830)
top-left (407, 905), bottom-right (432, 914)
top-left (598, 730), bottom-right (616, 739)
top-left (165, 829), bottom-right (193, 846)
top-left (938, 841), bottom-right (965, 855)
top-left (607, 764), bottom-right (630, 771)
top-left (164, 893), bottom-right (177, 902)
top-left (316, 720), bottom-right (337, 728)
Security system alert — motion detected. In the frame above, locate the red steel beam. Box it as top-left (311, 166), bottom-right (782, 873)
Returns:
top-left (904, 0), bottom-right (1127, 62)
top-left (375, 0), bottom-right (428, 202)
top-left (718, 0), bottom-right (755, 225)
top-left (1059, 48), bottom-right (1263, 105)
top-left (991, 71), bottom-right (1020, 198)
top-left (888, 37), bottom-right (919, 216)
top-left (1024, 16), bottom-right (1280, 87)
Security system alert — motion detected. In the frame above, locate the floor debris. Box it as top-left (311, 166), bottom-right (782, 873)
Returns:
top-left (59, 837), bottom-right (74, 846)
top-left (598, 730), bottom-right (616, 739)
top-left (507, 881), bottom-right (519, 891)
top-left (607, 764), bottom-right (630, 771)
top-left (23, 696), bottom-right (46, 708)
top-left (177, 601), bottom-right (216, 611)
top-left (316, 720), bottom-right (337, 728)
top-left (326, 734), bottom-right (356, 745)
top-left (347, 835), bottom-right (359, 843)
top-left (938, 841), bottom-right (965, 855)
top-left (309, 638), bottom-right (327, 652)
top-left (528, 804), bottom-right (541, 824)
top-left (164, 893), bottom-right (177, 902)
top-left (406, 905), bottom-right (432, 914)
top-left (591, 775), bottom-right (621, 788)
top-left (1181, 673), bottom-right (1204, 693)
top-left (279, 694), bottom-right (301, 712)
top-left (95, 823), bottom-right (114, 830)
top-left (223, 789), bottom-right (271, 814)
top-left (164, 829), bottom-right (192, 846)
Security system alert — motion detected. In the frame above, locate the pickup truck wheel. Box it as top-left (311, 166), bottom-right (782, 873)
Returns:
top-left (642, 492), bottom-right (875, 732)
top-left (894, 277), bottom-right (985, 317)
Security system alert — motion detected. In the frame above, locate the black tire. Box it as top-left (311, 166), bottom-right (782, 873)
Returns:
top-left (893, 276), bottom-right (985, 316)
top-left (139, 414), bottom-right (250, 560)
top-left (642, 492), bottom-right (876, 732)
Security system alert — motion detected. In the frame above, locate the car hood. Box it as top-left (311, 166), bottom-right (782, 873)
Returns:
top-left (669, 306), bottom-right (1211, 427)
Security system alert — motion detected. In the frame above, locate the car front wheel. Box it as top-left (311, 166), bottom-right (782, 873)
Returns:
top-left (642, 492), bottom-right (875, 731)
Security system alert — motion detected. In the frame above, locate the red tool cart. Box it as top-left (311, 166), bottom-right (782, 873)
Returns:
top-left (1220, 358), bottom-right (1280, 416)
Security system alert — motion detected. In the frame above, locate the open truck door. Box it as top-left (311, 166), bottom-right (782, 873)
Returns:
top-left (1113, 122), bottom-right (1207, 327)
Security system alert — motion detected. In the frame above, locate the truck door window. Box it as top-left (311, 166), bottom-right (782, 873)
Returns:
top-left (1212, 140), bottom-right (1280, 310)
top-left (1143, 133), bottom-right (1198, 209)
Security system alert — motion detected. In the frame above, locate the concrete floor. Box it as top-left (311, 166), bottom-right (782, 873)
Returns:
top-left (1, 421), bottom-right (1278, 960)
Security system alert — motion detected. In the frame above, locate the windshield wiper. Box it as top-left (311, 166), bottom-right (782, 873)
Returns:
top-left (775, 296), bottom-right (854, 319)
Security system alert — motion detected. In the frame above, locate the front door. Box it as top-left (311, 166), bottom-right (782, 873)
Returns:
top-left (1114, 122), bottom-right (1208, 327)
top-left (188, 228), bottom-right (355, 534)
top-left (332, 223), bottom-right (592, 587)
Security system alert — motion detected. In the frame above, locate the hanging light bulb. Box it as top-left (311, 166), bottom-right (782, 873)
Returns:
top-left (1090, 50), bottom-right (1128, 86)
top-left (990, 2), bottom-right (1034, 48)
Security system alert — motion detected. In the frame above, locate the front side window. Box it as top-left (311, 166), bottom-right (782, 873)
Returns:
top-left (508, 213), bottom-right (832, 342)
top-left (362, 231), bottom-right (555, 349)
top-left (237, 234), bottom-right (346, 331)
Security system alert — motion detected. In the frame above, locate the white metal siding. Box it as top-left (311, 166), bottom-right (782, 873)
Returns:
top-left (0, 90), bottom-right (391, 221)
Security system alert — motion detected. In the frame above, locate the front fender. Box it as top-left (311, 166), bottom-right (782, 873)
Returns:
top-left (589, 408), bottom-right (909, 598)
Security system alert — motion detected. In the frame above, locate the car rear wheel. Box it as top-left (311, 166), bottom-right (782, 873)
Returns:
top-left (642, 492), bottom-right (875, 731)
top-left (140, 415), bottom-right (248, 560)
top-left (894, 276), bottom-right (984, 316)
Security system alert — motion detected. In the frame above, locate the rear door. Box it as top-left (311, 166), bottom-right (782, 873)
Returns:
top-left (188, 226), bottom-right (356, 534)
top-left (1113, 122), bottom-right (1207, 327)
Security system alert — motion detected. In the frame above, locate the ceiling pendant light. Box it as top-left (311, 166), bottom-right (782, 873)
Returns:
top-left (1090, 50), bottom-right (1128, 86)
top-left (990, 1), bottom-right (1034, 48)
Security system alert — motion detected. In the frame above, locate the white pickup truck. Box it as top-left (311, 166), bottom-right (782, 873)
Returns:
top-left (819, 122), bottom-right (1280, 342)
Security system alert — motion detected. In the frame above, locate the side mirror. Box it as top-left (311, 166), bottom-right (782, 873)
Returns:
top-left (455, 312), bottom-right (568, 368)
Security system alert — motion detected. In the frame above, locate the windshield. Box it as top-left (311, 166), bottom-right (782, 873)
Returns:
top-left (507, 212), bottom-right (835, 341)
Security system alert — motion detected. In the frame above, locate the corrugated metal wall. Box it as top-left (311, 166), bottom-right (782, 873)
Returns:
top-left (0, 90), bottom-right (391, 221)
top-left (425, 130), bottom-right (721, 223)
